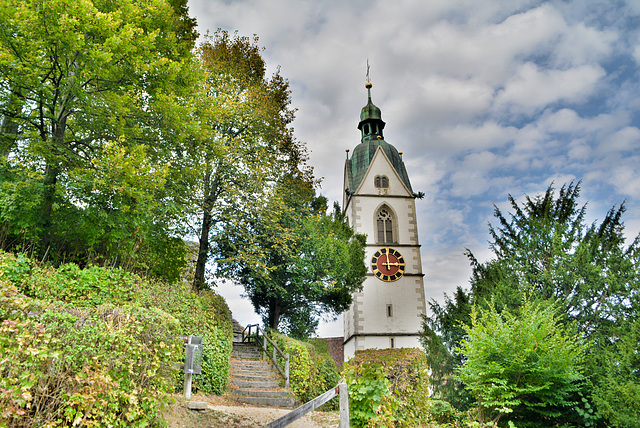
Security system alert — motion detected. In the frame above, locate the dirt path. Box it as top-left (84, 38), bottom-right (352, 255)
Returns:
top-left (164, 394), bottom-right (340, 428)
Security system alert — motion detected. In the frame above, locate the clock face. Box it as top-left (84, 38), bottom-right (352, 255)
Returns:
top-left (371, 248), bottom-right (405, 282)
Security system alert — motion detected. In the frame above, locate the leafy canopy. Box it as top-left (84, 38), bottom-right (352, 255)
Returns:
top-left (215, 174), bottom-right (367, 338)
top-left (0, 0), bottom-right (198, 278)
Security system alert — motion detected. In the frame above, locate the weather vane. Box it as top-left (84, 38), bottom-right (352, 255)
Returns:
top-left (366, 59), bottom-right (371, 84)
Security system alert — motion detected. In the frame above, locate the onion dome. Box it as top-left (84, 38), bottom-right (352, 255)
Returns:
top-left (346, 83), bottom-right (413, 193)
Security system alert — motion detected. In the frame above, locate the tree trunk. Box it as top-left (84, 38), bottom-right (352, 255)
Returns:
top-left (39, 113), bottom-right (67, 254)
top-left (270, 298), bottom-right (282, 331)
top-left (193, 209), bottom-right (212, 290)
top-left (0, 90), bottom-right (24, 158)
top-left (40, 162), bottom-right (59, 250)
top-left (192, 170), bottom-right (221, 290)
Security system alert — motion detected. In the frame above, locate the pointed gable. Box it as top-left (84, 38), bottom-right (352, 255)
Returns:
top-left (356, 146), bottom-right (413, 197)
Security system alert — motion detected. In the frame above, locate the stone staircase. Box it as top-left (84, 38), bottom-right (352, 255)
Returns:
top-left (229, 340), bottom-right (296, 408)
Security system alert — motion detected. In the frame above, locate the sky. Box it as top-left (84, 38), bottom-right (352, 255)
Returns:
top-left (188, 0), bottom-right (640, 337)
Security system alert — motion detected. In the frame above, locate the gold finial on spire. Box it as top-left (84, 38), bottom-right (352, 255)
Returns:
top-left (366, 60), bottom-right (373, 90)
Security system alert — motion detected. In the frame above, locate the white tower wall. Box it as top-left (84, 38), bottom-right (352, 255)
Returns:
top-left (343, 143), bottom-right (427, 360)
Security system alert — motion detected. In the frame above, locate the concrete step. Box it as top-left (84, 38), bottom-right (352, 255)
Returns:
top-left (231, 379), bottom-right (281, 389)
top-left (232, 353), bottom-right (261, 360)
top-left (231, 359), bottom-right (271, 368)
top-left (231, 388), bottom-right (291, 398)
top-left (232, 350), bottom-right (262, 359)
top-left (231, 365), bottom-right (275, 374)
top-left (233, 372), bottom-right (279, 382)
top-left (235, 395), bottom-right (296, 408)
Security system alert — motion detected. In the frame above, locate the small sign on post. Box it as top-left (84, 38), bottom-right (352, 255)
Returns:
top-left (183, 335), bottom-right (203, 400)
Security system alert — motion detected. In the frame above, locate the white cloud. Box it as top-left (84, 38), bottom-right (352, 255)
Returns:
top-left (607, 162), bottom-right (640, 199)
top-left (601, 126), bottom-right (640, 152)
top-left (494, 63), bottom-right (605, 114)
top-left (435, 121), bottom-right (517, 152)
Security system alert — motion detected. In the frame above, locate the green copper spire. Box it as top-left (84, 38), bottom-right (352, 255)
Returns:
top-left (346, 83), bottom-right (413, 194)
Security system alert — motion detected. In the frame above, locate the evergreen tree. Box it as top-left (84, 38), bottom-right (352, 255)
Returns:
top-left (422, 182), bottom-right (640, 426)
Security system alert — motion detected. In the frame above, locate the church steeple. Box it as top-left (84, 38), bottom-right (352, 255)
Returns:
top-left (346, 83), bottom-right (413, 194)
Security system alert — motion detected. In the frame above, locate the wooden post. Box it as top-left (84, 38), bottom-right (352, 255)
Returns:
top-left (339, 381), bottom-right (349, 428)
top-left (263, 335), bottom-right (267, 360)
top-left (284, 354), bottom-right (290, 389)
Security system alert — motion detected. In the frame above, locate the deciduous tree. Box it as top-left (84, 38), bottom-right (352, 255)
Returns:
top-left (174, 30), bottom-right (307, 290)
top-left (215, 174), bottom-right (367, 337)
top-left (0, 0), bottom-right (197, 277)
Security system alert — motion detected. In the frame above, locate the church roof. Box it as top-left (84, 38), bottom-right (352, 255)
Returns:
top-left (346, 84), bottom-right (413, 193)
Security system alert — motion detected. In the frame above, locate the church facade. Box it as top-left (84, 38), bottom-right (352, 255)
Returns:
top-left (342, 82), bottom-right (427, 360)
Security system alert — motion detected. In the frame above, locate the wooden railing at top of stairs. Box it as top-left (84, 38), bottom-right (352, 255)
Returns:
top-left (241, 324), bottom-right (290, 389)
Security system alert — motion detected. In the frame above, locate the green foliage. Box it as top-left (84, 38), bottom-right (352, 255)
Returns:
top-left (592, 378), bottom-right (640, 428)
top-left (0, 0), bottom-right (197, 278)
top-left (344, 362), bottom-right (395, 427)
top-left (422, 182), bottom-right (640, 426)
top-left (421, 286), bottom-right (474, 409)
top-left (216, 174), bottom-right (367, 337)
top-left (344, 348), bottom-right (431, 427)
top-left (137, 278), bottom-right (233, 395)
top-left (456, 297), bottom-right (585, 427)
top-left (181, 29), bottom-right (309, 290)
top-left (267, 332), bottom-right (340, 406)
top-left (0, 250), bottom-right (233, 426)
top-left (0, 279), bottom-right (182, 427)
top-left (21, 263), bottom-right (141, 306)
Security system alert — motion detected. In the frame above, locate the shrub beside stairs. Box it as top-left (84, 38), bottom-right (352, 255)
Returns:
top-left (229, 339), bottom-right (297, 408)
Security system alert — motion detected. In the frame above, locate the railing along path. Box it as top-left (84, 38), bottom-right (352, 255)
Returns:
top-left (241, 324), bottom-right (290, 388)
top-left (241, 324), bottom-right (350, 427)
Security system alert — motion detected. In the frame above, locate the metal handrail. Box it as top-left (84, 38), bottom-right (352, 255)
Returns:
top-left (241, 324), bottom-right (290, 389)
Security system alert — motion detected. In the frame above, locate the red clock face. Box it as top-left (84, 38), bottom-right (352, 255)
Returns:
top-left (371, 248), bottom-right (405, 282)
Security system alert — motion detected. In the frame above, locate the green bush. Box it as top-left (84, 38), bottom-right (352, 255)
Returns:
top-left (0, 250), bottom-right (234, 396)
top-left (0, 279), bottom-right (182, 427)
top-left (344, 348), bottom-right (431, 427)
top-left (137, 278), bottom-right (233, 395)
top-left (344, 361), bottom-right (395, 427)
top-left (455, 299), bottom-right (585, 427)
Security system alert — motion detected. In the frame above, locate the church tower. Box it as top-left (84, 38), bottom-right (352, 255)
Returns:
top-left (343, 82), bottom-right (427, 360)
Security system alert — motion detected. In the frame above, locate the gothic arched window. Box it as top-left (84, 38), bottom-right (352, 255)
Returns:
top-left (375, 175), bottom-right (389, 188)
top-left (376, 206), bottom-right (395, 243)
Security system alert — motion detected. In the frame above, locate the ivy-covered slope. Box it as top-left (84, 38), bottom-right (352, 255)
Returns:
top-left (0, 251), bottom-right (233, 427)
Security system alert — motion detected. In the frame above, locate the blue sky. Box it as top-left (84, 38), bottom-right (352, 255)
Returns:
top-left (189, 0), bottom-right (640, 336)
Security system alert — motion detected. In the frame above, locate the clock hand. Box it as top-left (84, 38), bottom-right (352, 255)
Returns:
top-left (383, 256), bottom-right (399, 270)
